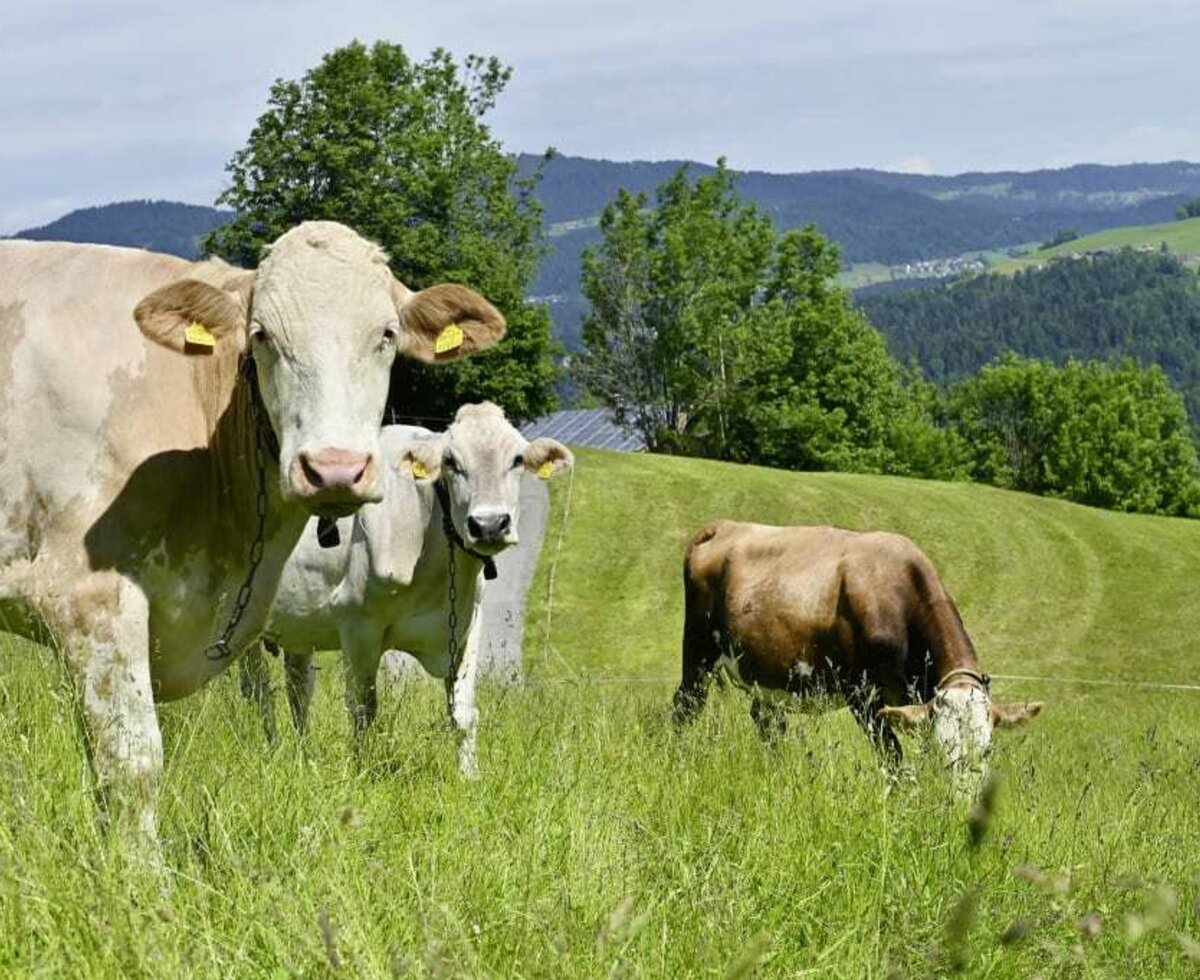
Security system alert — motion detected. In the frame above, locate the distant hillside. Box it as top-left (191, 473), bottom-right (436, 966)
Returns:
top-left (522, 155), bottom-right (1200, 348)
top-left (997, 215), bottom-right (1200, 274)
top-left (17, 159), bottom-right (1200, 354)
top-left (524, 158), bottom-right (1200, 264)
top-left (857, 249), bottom-right (1200, 421)
top-left (14, 200), bottom-right (231, 259)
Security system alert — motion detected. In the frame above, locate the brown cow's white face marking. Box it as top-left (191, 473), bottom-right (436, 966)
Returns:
top-left (933, 686), bottom-right (992, 792)
top-left (880, 690), bottom-right (1042, 796)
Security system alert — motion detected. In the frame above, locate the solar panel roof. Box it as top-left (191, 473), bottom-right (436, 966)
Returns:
top-left (519, 408), bottom-right (645, 452)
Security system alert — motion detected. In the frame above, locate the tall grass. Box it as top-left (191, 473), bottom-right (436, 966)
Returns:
top-left (0, 638), bottom-right (1198, 976)
top-left (3, 451), bottom-right (1200, 975)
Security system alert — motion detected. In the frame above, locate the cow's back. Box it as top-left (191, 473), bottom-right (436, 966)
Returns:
top-left (685, 522), bottom-right (941, 672)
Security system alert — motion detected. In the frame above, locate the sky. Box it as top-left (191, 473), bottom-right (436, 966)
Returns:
top-left (2, 0), bottom-right (1200, 233)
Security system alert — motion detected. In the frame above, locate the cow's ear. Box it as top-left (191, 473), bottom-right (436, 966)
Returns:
top-left (991, 701), bottom-right (1043, 728)
top-left (878, 702), bottom-right (933, 730)
top-left (134, 272), bottom-right (254, 355)
top-left (398, 440), bottom-right (443, 482)
top-left (524, 438), bottom-right (574, 480)
top-left (392, 280), bottom-right (506, 363)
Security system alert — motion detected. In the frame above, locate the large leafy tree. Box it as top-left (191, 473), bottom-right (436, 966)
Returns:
top-left (206, 40), bottom-right (557, 422)
top-left (948, 354), bottom-right (1200, 515)
top-left (577, 161), bottom-right (921, 471)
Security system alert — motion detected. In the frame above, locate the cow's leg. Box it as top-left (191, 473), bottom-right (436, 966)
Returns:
top-left (340, 619), bottom-right (384, 735)
top-left (237, 642), bottom-right (278, 743)
top-left (61, 575), bottom-right (163, 852)
top-left (673, 590), bottom-right (720, 725)
top-left (445, 591), bottom-right (483, 779)
top-left (750, 696), bottom-right (788, 744)
top-left (283, 651), bottom-right (316, 734)
top-left (848, 687), bottom-right (903, 769)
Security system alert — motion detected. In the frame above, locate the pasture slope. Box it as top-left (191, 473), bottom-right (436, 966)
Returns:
top-left (1, 449), bottom-right (1199, 977)
top-left (996, 215), bottom-right (1200, 273)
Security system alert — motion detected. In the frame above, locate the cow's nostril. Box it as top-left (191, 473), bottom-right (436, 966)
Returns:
top-left (466, 516), bottom-right (484, 539)
top-left (300, 453), bottom-right (325, 489)
top-left (496, 513), bottom-right (512, 534)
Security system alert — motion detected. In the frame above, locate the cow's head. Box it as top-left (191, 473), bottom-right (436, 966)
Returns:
top-left (133, 221), bottom-right (504, 517)
top-left (879, 684), bottom-right (1042, 793)
top-left (403, 402), bottom-right (572, 555)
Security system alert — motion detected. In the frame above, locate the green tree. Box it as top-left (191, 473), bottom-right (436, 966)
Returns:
top-left (206, 40), bottom-right (557, 422)
top-left (947, 354), bottom-right (1200, 515)
top-left (1176, 197), bottom-right (1200, 220)
top-left (577, 161), bottom-right (924, 473)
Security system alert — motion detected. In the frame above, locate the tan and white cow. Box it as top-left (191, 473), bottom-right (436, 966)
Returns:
top-left (0, 223), bottom-right (504, 843)
top-left (243, 403), bottom-right (572, 775)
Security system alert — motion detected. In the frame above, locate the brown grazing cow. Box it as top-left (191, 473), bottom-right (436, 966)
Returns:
top-left (674, 521), bottom-right (1041, 787)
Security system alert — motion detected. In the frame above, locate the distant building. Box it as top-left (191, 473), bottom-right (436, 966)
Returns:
top-left (519, 407), bottom-right (645, 452)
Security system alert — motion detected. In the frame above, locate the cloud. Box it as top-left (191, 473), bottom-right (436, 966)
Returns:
top-left (4, 0), bottom-right (1200, 231)
top-left (882, 156), bottom-right (937, 176)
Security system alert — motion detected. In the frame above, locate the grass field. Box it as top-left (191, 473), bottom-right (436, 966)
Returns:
top-left (995, 216), bottom-right (1200, 274)
top-left (3, 450), bottom-right (1200, 976)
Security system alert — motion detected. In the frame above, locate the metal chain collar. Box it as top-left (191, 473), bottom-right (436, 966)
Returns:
top-left (445, 536), bottom-right (460, 712)
top-left (206, 362), bottom-right (272, 661)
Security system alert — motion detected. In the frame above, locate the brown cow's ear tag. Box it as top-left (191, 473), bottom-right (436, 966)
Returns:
top-left (434, 323), bottom-right (463, 356)
top-left (410, 459), bottom-right (430, 479)
top-left (536, 460), bottom-right (555, 480)
top-left (184, 321), bottom-right (217, 353)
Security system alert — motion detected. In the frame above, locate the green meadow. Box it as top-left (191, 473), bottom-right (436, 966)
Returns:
top-left (996, 216), bottom-right (1200, 274)
top-left (2, 448), bottom-right (1199, 976)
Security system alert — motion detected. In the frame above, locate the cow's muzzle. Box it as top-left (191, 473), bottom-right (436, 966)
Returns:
top-left (293, 449), bottom-right (380, 516)
top-left (465, 510), bottom-right (517, 551)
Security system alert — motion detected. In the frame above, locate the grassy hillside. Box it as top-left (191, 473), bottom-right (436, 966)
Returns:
top-left (527, 449), bottom-right (1200, 684)
top-left (998, 216), bottom-right (1200, 273)
top-left (2, 453), bottom-right (1199, 976)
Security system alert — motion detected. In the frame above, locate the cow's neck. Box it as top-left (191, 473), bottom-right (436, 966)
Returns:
top-left (190, 361), bottom-right (306, 656)
top-left (918, 598), bottom-right (984, 701)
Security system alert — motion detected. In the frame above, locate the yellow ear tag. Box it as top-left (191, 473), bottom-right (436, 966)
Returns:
top-left (184, 321), bottom-right (216, 351)
top-left (434, 323), bottom-right (464, 355)
top-left (537, 460), bottom-right (555, 480)
top-left (410, 459), bottom-right (430, 480)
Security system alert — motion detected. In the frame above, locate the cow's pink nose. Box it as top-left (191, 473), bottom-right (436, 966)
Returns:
top-left (297, 449), bottom-right (374, 495)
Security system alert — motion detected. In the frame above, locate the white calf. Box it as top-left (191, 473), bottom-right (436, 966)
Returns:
top-left (247, 403), bottom-right (572, 774)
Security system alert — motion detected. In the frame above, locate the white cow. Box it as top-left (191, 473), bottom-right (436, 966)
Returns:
top-left (246, 403), bottom-right (572, 774)
top-left (0, 223), bottom-right (504, 844)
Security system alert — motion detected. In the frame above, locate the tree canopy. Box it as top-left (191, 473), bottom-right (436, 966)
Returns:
top-left (859, 250), bottom-right (1200, 428)
top-left (576, 161), bottom-right (915, 471)
top-left (946, 355), bottom-right (1200, 516)
top-left (206, 40), bottom-right (557, 423)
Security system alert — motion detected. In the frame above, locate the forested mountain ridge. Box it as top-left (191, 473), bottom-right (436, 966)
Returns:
top-left (12, 200), bottom-right (233, 259)
top-left (858, 250), bottom-right (1200, 421)
top-left (13, 159), bottom-right (1200, 355)
top-left (522, 155), bottom-right (1200, 283)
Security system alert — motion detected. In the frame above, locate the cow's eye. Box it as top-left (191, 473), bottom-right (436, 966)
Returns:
top-left (378, 326), bottom-right (398, 352)
top-left (249, 324), bottom-right (272, 348)
top-left (443, 455), bottom-right (462, 475)
top-left (512, 454), bottom-right (525, 470)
